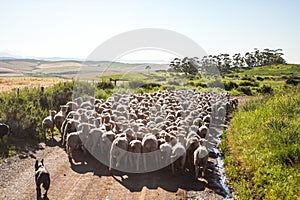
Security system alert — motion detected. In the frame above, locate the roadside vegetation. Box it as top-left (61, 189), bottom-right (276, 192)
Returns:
top-left (221, 85), bottom-right (300, 199)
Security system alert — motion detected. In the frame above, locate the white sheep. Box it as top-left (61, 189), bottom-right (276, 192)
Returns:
top-left (128, 139), bottom-right (142, 171)
top-left (171, 142), bottom-right (186, 174)
top-left (54, 105), bottom-right (69, 133)
top-left (159, 142), bottom-right (172, 168)
top-left (109, 135), bottom-right (129, 171)
top-left (142, 134), bottom-right (158, 171)
top-left (194, 139), bottom-right (209, 180)
top-left (42, 110), bottom-right (57, 141)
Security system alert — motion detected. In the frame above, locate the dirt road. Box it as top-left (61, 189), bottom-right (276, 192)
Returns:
top-left (0, 135), bottom-right (227, 200)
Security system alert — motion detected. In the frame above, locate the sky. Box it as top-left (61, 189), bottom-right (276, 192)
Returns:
top-left (0, 0), bottom-right (300, 63)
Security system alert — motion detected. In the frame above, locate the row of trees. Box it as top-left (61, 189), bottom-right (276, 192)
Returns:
top-left (169, 48), bottom-right (286, 74)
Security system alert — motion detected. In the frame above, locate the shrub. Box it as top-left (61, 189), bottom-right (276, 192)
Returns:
top-left (241, 76), bottom-right (255, 82)
top-left (256, 76), bottom-right (264, 81)
top-left (167, 80), bottom-right (180, 86)
top-left (208, 79), bottom-right (223, 88)
top-left (286, 77), bottom-right (300, 86)
top-left (258, 85), bottom-right (273, 94)
top-left (238, 86), bottom-right (252, 95)
top-left (97, 81), bottom-right (114, 89)
top-left (239, 81), bottom-right (259, 87)
top-left (129, 81), bottom-right (145, 89)
top-left (223, 81), bottom-right (238, 91)
top-left (139, 82), bottom-right (161, 89)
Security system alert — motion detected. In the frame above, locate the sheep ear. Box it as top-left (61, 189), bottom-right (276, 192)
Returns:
top-left (41, 159), bottom-right (44, 165)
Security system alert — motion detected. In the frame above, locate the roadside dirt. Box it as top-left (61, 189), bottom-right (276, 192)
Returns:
top-left (0, 135), bottom-right (226, 200)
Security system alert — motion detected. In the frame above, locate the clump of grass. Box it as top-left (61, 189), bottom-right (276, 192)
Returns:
top-left (222, 85), bottom-right (300, 199)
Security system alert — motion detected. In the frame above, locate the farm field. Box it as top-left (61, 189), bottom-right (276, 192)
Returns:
top-left (0, 77), bottom-right (65, 92)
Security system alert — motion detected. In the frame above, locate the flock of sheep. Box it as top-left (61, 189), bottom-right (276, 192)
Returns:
top-left (42, 90), bottom-right (238, 180)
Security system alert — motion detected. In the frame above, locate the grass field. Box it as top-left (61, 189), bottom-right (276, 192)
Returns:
top-left (0, 77), bottom-right (65, 92)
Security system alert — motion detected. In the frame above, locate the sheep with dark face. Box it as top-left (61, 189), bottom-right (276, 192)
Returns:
top-left (35, 159), bottom-right (50, 198)
top-left (198, 125), bottom-right (209, 139)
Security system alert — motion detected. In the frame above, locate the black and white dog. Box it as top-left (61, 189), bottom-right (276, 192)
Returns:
top-left (35, 159), bottom-right (50, 198)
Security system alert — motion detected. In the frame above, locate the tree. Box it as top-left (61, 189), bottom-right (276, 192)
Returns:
top-left (169, 57), bottom-right (199, 75)
top-left (145, 65), bottom-right (151, 74)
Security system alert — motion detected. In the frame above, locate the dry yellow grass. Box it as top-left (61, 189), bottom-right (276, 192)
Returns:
top-left (0, 77), bottom-right (66, 92)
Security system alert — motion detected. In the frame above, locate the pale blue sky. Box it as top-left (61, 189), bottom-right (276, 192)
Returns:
top-left (0, 0), bottom-right (299, 63)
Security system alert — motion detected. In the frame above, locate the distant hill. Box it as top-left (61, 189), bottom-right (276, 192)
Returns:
top-left (0, 59), bottom-right (169, 79)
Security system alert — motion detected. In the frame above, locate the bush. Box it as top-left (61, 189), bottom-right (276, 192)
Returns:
top-left (241, 76), bottom-right (255, 82)
top-left (223, 81), bottom-right (238, 91)
top-left (139, 82), bottom-right (161, 89)
top-left (167, 80), bottom-right (180, 86)
top-left (239, 81), bottom-right (259, 87)
top-left (258, 85), bottom-right (273, 94)
top-left (97, 81), bottom-right (114, 89)
top-left (129, 81), bottom-right (145, 89)
top-left (208, 79), bottom-right (223, 88)
top-left (238, 86), bottom-right (252, 95)
top-left (286, 77), bottom-right (300, 86)
top-left (256, 76), bottom-right (264, 81)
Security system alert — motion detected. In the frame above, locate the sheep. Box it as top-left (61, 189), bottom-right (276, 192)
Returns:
top-left (62, 119), bottom-right (79, 146)
top-left (159, 142), bottom-right (172, 168)
top-left (128, 139), bottom-right (142, 171)
top-left (142, 134), bottom-right (158, 171)
top-left (194, 139), bottom-right (209, 180)
top-left (54, 105), bottom-right (69, 133)
top-left (109, 135), bottom-right (129, 172)
top-left (171, 142), bottom-right (186, 174)
top-left (186, 137), bottom-right (200, 170)
top-left (35, 159), bottom-right (50, 198)
top-left (65, 123), bottom-right (90, 163)
top-left (42, 110), bottom-right (57, 141)
top-left (101, 131), bottom-right (115, 161)
top-left (66, 131), bottom-right (85, 163)
top-left (198, 125), bottom-right (209, 139)
top-left (86, 128), bottom-right (104, 157)
top-left (0, 123), bottom-right (10, 139)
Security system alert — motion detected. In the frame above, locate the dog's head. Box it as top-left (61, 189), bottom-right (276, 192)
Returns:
top-left (35, 159), bottom-right (44, 171)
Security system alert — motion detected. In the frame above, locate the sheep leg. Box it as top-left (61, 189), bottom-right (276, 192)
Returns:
top-left (143, 153), bottom-right (147, 172)
top-left (136, 154), bottom-right (140, 171)
top-left (123, 153), bottom-right (128, 170)
top-left (109, 149), bottom-right (115, 171)
top-left (195, 165), bottom-right (199, 180)
top-left (180, 154), bottom-right (186, 174)
top-left (171, 162), bottom-right (175, 175)
top-left (202, 156), bottom-right (208, 177)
